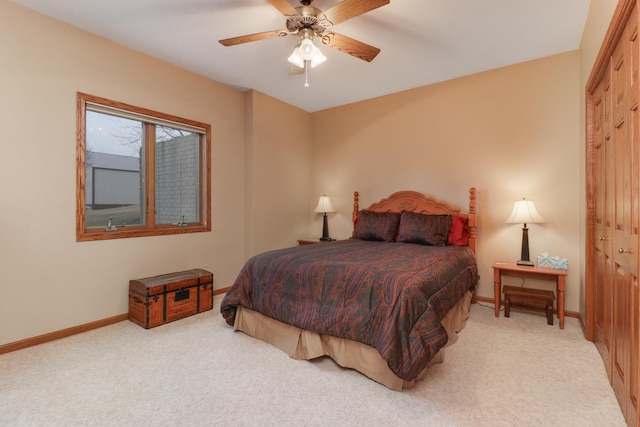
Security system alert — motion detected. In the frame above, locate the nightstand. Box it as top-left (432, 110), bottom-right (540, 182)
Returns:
top-left (297, 239), bottom-right (321, 246)
top-left (492, 262), bottom-right (568, 329)
top-left (297, 238), bottom-right (336, 246)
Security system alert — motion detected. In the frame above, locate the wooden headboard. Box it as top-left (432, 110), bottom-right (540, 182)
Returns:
top-left (352, 188), bottom-right (478, 254)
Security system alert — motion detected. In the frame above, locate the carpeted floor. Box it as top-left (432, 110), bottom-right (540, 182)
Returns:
top-left (0, 296), bottom-right (625, 427)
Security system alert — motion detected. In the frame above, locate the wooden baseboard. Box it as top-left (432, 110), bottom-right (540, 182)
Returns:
top-left (0, 286), bottom-right (232, 355)
top-left (214, 286), bottom-right (230, 295)
top-left (0, 313), bottom-right (128, 355)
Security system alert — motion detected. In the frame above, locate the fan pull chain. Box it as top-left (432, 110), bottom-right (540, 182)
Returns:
top-left (304, 60), bottom-right (310, 88)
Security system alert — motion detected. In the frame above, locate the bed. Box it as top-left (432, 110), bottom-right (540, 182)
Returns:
top-left (221, 188), bottom-right (479, 390)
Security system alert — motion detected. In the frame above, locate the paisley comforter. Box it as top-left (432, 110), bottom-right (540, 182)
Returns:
top-left (221, 239), bottom-right (478, 381)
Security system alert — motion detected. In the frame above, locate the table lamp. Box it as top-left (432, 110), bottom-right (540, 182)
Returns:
top-left (314, 195), bottom-right (336, 241)
top-left (506, 198), bottom-right (545, 266)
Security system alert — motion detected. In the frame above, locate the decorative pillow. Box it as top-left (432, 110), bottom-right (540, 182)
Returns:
top-left (397, 211), bottom-right (452, 246)
top-left (448, 214), bottom-right (469, 246)
top-left (352, 211), bottom-right (400, 242)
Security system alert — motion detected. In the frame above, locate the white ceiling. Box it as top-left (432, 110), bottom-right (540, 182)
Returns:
top-left (11, 0), bottom-right (591, 112)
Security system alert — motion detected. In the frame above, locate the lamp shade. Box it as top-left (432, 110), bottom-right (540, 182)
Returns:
top-left (309, 48), bottom-right (327, 68)
top-left (299, 38), bottom-right (316, 60)
top-left (314, 195), bottom-right (335, 213)
top-left (287, 47), bottom-right (304, 68)
top-left (506, 199), bottom-right (545, 225)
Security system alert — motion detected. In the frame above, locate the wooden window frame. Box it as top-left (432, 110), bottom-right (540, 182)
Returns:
top-left (76, 92), bottom-right (211, 241)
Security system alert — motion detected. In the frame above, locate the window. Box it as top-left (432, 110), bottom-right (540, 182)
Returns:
top-left (76, 92), bottom-right (211, 241)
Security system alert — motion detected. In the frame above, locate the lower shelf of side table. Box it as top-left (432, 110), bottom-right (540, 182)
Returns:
top-left (503, 285), bottom-right (555, 325)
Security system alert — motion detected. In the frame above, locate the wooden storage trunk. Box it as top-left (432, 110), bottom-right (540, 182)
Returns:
top-left (128, 269), bottom-right (213, 329)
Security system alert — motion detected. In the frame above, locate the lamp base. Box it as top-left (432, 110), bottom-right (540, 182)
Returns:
top-left (320, 213), bottom-right (333, 242)
top-left (517, 225), bottom-right (534, 267)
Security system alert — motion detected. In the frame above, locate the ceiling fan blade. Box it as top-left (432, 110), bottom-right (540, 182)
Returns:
top-left (319, 0), bottom-right (390, 27)
top-left (219, 30), bottom-right (286, 47)
top-left (289, 63), bottom-right (304, 76)
top-left (268, 0), bottom-right (299, 16)
top-left (320, 32), bottom-right (380, 62)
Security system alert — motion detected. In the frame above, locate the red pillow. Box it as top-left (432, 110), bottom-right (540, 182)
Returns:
top-left (448, 215), bottom-right (469, 246)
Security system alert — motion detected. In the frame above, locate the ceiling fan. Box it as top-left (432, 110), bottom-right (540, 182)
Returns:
top-left (219, 0), bottom-right (389, 83)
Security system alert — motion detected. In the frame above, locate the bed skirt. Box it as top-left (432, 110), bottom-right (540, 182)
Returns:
top-left (232, 290), bottom-right (473, 391)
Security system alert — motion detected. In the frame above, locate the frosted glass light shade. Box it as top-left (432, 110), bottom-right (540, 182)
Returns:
top-left (287, 38), bottom-right (326, 69)
top-left (299, 38), bottom-right (315, 60)
top-left (310, 49), bottom-right (326, 67)
top-left (287, 48), bottom-right (304, 68)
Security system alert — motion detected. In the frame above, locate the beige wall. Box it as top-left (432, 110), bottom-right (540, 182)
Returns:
top-left (0, 2), bottom-right (251, 345)
top-left (578, 0), bottom-right (619, 319)
top-left (244, 90), bottom-right (312, 257)
top-left (311, 52), bottom-right (583, 310)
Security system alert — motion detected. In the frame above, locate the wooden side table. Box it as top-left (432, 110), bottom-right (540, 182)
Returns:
top-left (492, 262), bottom-right (568, 329)
top-left (297, 239), bottom-right (321, 246)
top-left (297, 238), bottom-right (337, 246)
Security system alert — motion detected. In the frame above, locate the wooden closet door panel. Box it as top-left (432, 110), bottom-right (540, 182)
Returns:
top-left (612, 111), bottom-right (630, 407)
top-left (612, 260), bottom-right (631, 408)
top-left (611, 27), bottom-right (633, 414)
top-left (594, 74), bottom-right (614, 370)
top-left (611, 10), bottom-right (640, 422)
top-left (630, 272), bottom-right (639, 426)
top-left (625, 4), bottom-right (638, 244)
top-left (627, 94), bottom-right (639, 427)
top-left (630, 20), bottom-right (639, 106)
top-left (626, 13), bottom-right (639, 424)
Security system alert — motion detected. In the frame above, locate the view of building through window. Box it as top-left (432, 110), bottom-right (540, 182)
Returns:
top-left (77, 92), bottom-right (210, 240)
top-left (85, 111), bottom-right (144, 227)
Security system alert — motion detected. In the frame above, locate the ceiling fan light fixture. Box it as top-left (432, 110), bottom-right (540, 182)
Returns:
top-left (288, 37), bottom-right (326, 69)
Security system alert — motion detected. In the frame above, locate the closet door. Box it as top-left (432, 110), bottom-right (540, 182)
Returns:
top-left (593, 67), bottom-right (614, 373)
top-left (588, 2), bottom-right (640, 425)
top-left (628, 14), bottom-right (639, 425)
top-left (628, 14), bottom-right (640, 425)
top-left (611, 9), bottom-right (639, 424)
